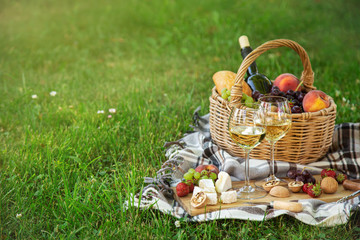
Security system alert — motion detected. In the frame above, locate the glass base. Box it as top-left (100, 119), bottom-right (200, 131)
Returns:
top-left (237, 185), bottom-right (267, 200)
top-left (254, 175), bottom-right (288, 189)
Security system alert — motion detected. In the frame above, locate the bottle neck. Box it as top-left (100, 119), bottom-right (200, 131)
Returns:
top-left (241, 47), bottom-right (258, 75)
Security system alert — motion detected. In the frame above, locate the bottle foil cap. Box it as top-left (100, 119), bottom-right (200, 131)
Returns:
top-left (239, 35), bottom-right (250, 48)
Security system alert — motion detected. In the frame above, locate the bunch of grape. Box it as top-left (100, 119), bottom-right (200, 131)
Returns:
top-left (221, 88), bottom-right (231, 101)
top-left (287, 168), bottom-right (316, 184)
top-left (252, 86), bottom-right (307, 113)
top-left (183, 168), bottom-right (218, 185)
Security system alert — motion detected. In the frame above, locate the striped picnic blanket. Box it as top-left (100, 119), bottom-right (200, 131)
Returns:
top-left (127, 108), bottom-right (360, 226)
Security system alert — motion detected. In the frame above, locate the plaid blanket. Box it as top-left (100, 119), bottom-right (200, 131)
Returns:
top-left (127, 108), bottom-right (360, 226)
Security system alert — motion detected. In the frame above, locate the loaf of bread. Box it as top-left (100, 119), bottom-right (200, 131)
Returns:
top-left (212, 70), bottom-right (252, 98)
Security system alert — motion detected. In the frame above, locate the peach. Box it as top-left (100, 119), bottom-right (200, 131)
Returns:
top-left (274, 73), bottom-right (300, 92)
top-left (302, 90), bottom-right (330, 112)
top-left (195, 164), bottom-right (219, 175)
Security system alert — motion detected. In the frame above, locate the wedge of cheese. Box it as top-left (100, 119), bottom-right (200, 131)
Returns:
top-left (220, 190), bottom-right (237, 204)
top-left (199, 179), bottom-right (216, 193)
top-left (205, 192), bottom-right (218, 205)
top-left (215, 171), bottom-right (232, 193)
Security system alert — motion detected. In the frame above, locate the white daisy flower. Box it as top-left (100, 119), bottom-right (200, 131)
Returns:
top-left (16, 213), bottom-right (22, 218)
top-left (175, 220), bottom-right (180, 228)
top-left (97, 110), bottom-right (105, 114)
top-left (109, 108), bottom-right (116, 113)
top-left (31, 94), bottom-right (38, 99)
top-left (50, 91), bottom-right (57, 96)
top-left (335, 90), bottom-right (341, 97)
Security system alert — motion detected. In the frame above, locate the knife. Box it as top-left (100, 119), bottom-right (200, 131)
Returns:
top-left (336, 190), bottom-right (360, 203)
top-left (244, 201), bottom-right (303, 213)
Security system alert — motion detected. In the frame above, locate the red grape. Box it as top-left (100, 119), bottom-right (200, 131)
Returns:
top-left (291, 106), bottom-right (302, 113)
top-left (296, 175), bottom-right (306, 182)
top-left (302, 170), bottom-right (311, 178)
top-left (298, 92), bottom-right (306, 102)
top-left (305, 176), bottom-right (316, 184)
top-left (286, 90), bottom-right (295, 96)
top-left (287, 169), bottom-right (297, 179)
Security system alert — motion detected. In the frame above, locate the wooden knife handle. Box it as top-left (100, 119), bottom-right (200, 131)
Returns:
top-left (273, 201), bottom-right (303, 213)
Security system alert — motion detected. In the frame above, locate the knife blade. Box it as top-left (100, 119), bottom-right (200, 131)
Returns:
top-left (244, 201), bottom-right (303, 213)
top-left (336, 190), bottom-right (360, 203)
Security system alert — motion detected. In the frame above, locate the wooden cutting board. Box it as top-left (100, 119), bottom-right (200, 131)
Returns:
top-left (173, 176), bottom-right (360, 216)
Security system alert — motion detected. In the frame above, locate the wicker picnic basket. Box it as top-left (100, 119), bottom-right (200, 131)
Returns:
top-left (209, 39), bottom-right (337, 165)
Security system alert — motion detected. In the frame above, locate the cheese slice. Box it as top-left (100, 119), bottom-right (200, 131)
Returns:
top-left (215, 171), bottom-right (232, 193)
top-left (205, 192), bottom-right (218, 205)
top-left (220, 190), bottom-right (237, 204)
top-left (199, 179), bottom-right (216, 193)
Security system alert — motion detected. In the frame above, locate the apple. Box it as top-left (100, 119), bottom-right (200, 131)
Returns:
top-left (274, 73), bottom-right (300, 92)
top-left (302, 90), bottom-right (330, 112)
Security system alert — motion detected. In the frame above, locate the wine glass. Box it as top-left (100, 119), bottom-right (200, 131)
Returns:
top-left (256, 96), bottom-right (292, 186)
top-left (228, 106), bottom-right (267, 199)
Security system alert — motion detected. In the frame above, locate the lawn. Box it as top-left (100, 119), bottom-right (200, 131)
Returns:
top-left (1, 0), bottom-right (360, 238)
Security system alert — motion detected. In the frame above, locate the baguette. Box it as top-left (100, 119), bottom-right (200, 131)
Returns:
top-left (212, 70), bottom-right (252, 98)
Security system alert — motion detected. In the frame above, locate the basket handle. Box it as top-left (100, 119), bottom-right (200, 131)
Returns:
top-left (230, 39), bottom-right (316, 107)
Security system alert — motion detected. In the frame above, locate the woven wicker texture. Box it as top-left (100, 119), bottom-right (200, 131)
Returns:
top-left (209, 39), bottom-right (337, 164)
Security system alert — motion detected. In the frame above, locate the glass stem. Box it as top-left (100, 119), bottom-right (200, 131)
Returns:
top-left (269, 141), bottom-right (276, 178)
top-left (244, 148), bottom-right (251, 188)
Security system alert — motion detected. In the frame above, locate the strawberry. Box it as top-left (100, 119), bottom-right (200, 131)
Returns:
top-left (176, 182), bottom-right (190, 197)
top-left (307, 183), bottom-right (322, 198)
top-left (186, 180), bottom-right (194, 193)
top-left (321, 168), bottom-right (336, 179)
top-left (302, 183), bottom-right (313, 193)
top-left (336, 173), bottom-right (347, 184)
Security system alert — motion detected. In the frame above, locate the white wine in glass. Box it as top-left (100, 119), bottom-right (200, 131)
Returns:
top-left (229, 126), bottom-right (266, 150)
top-left (228, 106), bottom-right (267, 200)
top-left (256, 96), bottom-right (292, 185)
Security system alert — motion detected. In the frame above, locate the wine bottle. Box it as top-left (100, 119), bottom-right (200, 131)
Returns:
top-left (239, 36), bottom-right (272, 94)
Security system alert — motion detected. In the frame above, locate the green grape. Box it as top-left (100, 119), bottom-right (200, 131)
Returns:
top-left (184, 172), bottom-right (193, 181)
top-left (200, 170), bottom-right (208, 176)
top-left (226, 89), bottom-right (231, 96)
top-left (200, 175), bottom-right (209, 180)
top-left (194, 172), bottom-right (201, 180)
top-left (221, 92), bottom-right (229, 100)
top-left (245, 98), bottom-right (254, 108)
top-left (241, 93), bottom-right (251, 102)
top-left (188, 168), bottom-right (195, 174)
top-left (210, 172), bottom-right (217, 180)
top-left (221, 88), bottom-right (228, 95)
top-left (227, 95), bottom-right (231, 101)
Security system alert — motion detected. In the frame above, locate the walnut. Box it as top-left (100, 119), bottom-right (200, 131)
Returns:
top-left (190, 192), bottom-right (208, 208)
top-left (321, 177), bottom-right (338, 194)
top-left (288, 181), bottom-right (304, 193)
top-left (269, 186), bottom-right (290, 198)
top-left (262, 180), bottom-right (280, 192)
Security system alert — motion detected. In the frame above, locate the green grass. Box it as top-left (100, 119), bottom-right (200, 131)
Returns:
top-left (1, 0), bottom-right (360, 238)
